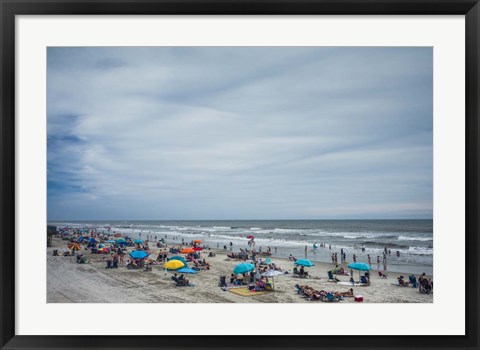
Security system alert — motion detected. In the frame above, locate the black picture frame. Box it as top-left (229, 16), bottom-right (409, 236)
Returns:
top-left (1, 1), bottom-right (479, 349)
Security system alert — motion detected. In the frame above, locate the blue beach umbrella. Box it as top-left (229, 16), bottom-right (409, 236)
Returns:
top-left (348, 262), bottom-right (371, 282)
top-left (176, 267), bottom-right (198, 274)
top-left (134, 239), bottom-right (143, 244)
top-left (107, 240), bottom-right (116, 243)
top-left (167, 256), bottom-right (187, 264)
top-left (130, 250), bottom-right (149, 259)
top-left (233, 262), bottom-right (255, 275)
top-left (294, 259), bottom-right (315, 267)
top-left (347, 262), bottom-right (371, 271)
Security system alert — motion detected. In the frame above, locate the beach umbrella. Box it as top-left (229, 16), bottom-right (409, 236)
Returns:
top-left (129, 250), bottom-right (149, 259)
top-left (265, 258), bottom-right (272, 264)
top-left (193, 239), bottom-right (202, 244)
top-left (116, 238), bottom-right (126, 243)
top-left (233, 262), bottom-right (255, 275)
top-left (294, 259), bottom-right (315, 267)
top-left (348, 262), bottom-right (371, 281)
top-left (68, 243), bottom-right (81, 251)
top-left (193, 247), bottom-right (203, 251)
top-left (114, 233), bottom-right (122, 237)
top-left (347, 262), bottom-right (371, 271)
top-left (107, 240), bottom-right (116, 243)
top-left (261, 269), bottom-right (283, 290)
top-left (180, 248), bottom-right (195, 254)
top-left (176, 267), bottom-right (198, 274)
top-left (167, 256), bottom-right (187, 264)
top-left (247, 235), bottom-right (254, 239)
top-left (164, 260), bottom-right (185, 270)
top-left (98, 243), bottom-right (105, 248)
top-left (134, 239), bottom-right (143, 244)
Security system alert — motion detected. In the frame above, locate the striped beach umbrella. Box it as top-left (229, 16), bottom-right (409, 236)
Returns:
top-left (68, 243), bottom-right (81, 251)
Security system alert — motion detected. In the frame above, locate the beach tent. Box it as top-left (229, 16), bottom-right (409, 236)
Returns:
top-left (294, 259), bottom-right (315, 267)
top-left (164, 260), bottom-right (185, 270)
top-left (261, 269), bottom-right (283, 290)
top-left (167, 256), bottom-right (187, 264)
top-left (233, 262), bottom-right (255, 275)
top-left (129, 250), bottom-right (149, 259)
top-left (176, 267), bottom-right (198, 274)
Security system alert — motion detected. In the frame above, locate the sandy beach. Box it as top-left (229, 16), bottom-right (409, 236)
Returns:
top-left (47, 237), bottom-right (433, 303)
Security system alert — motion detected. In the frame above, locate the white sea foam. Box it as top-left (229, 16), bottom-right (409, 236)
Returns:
top-left (398, 236), bottom-right (432, 241)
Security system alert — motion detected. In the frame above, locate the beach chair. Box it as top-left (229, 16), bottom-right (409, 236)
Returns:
top-left (218, 276), bottom-right (227, 287)
top-left (360, 276), bottom-right (368, 284)
top-left (409, 276), bottom-right (418, 288)
top-left (324, 292), bottom-right (337, 302)
top-left (327, 271), bottom-right (337, 282)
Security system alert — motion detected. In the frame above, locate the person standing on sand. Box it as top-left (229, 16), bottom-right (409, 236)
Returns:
top-left (274, 247), bottom-right (277, 254)
top-left (377, 255), bottom-right (380, 264)
top-left (353, 254), bottom-right (356, 263)
top-left (304, 245), bottom-right (307, 257)
top-left (368, 255), bottom-right (371, 265)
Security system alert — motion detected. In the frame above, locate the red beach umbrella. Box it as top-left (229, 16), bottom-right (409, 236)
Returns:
top-left (247, 235), bottom-right (254, 239)
top-left (193, 247), bottom-right (203, 251)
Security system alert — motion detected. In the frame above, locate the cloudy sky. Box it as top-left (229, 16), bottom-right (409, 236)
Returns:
top-left (47, 47), bottom-right (432, 220)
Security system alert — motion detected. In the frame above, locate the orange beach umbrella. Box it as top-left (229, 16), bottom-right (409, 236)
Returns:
top-left (193, 239), bottom-right (202, 244)
top-left (180, 248), bottom-right (195, 254)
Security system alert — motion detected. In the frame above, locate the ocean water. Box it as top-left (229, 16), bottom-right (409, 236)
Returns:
top-left (49, 219), bottom-right (433, 275)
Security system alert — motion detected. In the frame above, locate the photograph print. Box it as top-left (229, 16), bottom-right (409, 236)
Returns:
top-left (47, 47), bottom-right (433, 303)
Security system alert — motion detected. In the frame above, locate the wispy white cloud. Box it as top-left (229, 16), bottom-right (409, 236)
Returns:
top-left (47, 47), bottom-right (432, 220)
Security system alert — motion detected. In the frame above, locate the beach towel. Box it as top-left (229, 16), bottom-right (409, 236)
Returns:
top-left (228, 287), bottom-right (268, 296)
top-left (337, 281), bottom-right (366, 286)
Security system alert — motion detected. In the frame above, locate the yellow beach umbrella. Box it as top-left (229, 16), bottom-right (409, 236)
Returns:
top-left (164, 260), bottom-right (185, 270)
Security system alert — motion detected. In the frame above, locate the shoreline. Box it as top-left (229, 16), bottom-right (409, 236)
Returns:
top-left (47, 237), bottom-right (433, 303)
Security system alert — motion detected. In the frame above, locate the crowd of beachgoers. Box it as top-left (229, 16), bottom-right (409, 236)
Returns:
top-left (47, 226), bottom-right (433, 303)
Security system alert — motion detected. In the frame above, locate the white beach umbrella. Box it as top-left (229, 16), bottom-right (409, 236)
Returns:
top-left (261, 270), bottom-right (283, 290)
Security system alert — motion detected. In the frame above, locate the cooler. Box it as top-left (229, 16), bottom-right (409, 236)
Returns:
top-left (354, 295), bottom-right (364, 302)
